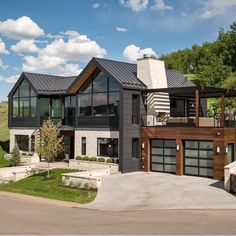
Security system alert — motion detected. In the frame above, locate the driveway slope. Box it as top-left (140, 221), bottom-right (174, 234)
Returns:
top-left (82, 172), bottom-right (236, 211)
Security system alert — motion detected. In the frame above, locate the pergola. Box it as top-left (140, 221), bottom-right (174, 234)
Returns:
top-left (142, 86), bottom-right (236, 128)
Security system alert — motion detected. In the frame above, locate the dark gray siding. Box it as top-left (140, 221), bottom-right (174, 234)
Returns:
top-left (119, 89), bottom-right (146, 173)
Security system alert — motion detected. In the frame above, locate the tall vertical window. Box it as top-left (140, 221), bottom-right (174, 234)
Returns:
top-left (12, 79), bottom-right (37, 118)
top-left (15, 135), bottom-right (29, 151)
top-left (132, 138), bottom-right (139, 158)
top-left (81, 137), bottom-right (86, 155)
top-left (132, 94), bottom-right (140, 124)
top-left (78, 71), bottom-right (119, 118)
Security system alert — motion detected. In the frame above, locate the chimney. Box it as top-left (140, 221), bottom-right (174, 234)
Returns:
top-left (137, 54), bottom-right (170, 116)
top-left (137, 54), bottom-right (168, 89)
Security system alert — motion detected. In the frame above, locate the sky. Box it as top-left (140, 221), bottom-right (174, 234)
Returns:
top-left (0, 0), bottom-right (236, 101)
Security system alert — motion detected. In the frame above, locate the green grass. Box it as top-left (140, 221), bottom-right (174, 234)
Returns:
top-left (0, 169), bottom-right (97, 204)
top-left (0, 103), bottom-right (9, 142)
top-left (0, 146), bottom-right (10, 168)
top-left (0, 103), bottom-right (10, 167)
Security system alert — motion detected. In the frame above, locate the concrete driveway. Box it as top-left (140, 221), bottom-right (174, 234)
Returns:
top-left (82, 172), bottom-right (236, 211)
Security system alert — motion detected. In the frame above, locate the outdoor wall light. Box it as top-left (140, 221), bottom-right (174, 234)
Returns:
top-left (142, 143), bottom-right (145, 149)
top-left (216, 132), bottom-right (221, 136)
top-left (225, 147), bottom-right (228, 154)
top-left (176, 144), bottom-right (180, 151)
top-left (216, 146), bottom-right (220, 153)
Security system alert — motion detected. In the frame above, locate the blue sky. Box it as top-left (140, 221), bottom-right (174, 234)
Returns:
top-left (0, 0), bottom-right (236, 100)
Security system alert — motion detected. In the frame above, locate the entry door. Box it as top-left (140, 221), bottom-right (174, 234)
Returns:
top-left (64, 136), bottom-right (74, 159)
top-left (184, 140), bottom-right (213, 177)
top-left (151, 139), bottom-right (176, 173)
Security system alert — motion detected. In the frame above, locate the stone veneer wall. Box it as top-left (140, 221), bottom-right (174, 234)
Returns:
top-left (10, 128), bottom-right (38, 152)
top-left (74, 129), bottom-right (119, 158)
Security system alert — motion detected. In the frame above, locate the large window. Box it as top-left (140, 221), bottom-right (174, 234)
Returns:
top-left (132, 138), bottom-right (139, 158)
top-left (81, 137), bottom-right (86, 156)
top-left (12, 80), bottom-right (37, 118)
top-left (65, 96), bottom-right (75, 125)
top-left (39, 98), bottom-right (50, 117)
top-left (132, 94), bottom-right (140, 124)
top-left (78, 71), bottom-right (119, 118)
top-left (15, 135), bottom-right (29, 151)
top-left (97, 138), bottom-right (118, 157)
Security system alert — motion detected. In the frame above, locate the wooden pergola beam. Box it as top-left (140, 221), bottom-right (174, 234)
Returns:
top-left (220, 93), bottom-right (225, 128)
top-left (195, 89), bottom-right (199, 127)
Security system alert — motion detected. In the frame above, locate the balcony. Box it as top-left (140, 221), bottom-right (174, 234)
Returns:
top-left (141, 111), bottom-right (236, 128)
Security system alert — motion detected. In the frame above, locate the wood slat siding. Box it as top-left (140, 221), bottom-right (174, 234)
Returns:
top-left (141, 127), bottom-right (236, 180)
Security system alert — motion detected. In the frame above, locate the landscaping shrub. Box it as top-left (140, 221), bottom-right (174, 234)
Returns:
top-left (106, 158), bottom-right (113, 163)
top-left (21, 152), bottom-right (27, 155)
top-left (97, 157), bottom-right (105, 162)
top-left (76, 156), bottom-right (82, 160)
top-left (115, 159), bottom-right (119, 164)
top-left (27, 152), bottom-right (33, 156)
top-left (81, 156), bottom-right (89, 161)
top-left (10, 145), bottom-right (21, 166)
top-left (89, 157), bottom-right (97, 162)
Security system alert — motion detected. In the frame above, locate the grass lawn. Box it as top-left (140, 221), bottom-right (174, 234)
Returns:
top-left (0, 169), bottom-right (96, 204)
top-left (0, 146), bottom-right (10, 168)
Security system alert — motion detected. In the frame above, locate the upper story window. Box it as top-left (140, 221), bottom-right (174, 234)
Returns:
top-left (12, 80), bottom-right (37, 118)
top-left (78, 71), bottom-right (120, 117)
top-left (132, 94), bottom-right (140, 124)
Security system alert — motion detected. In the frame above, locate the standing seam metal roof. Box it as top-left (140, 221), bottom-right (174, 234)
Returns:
top-left (23, 72), bottom-right (77, 95)
top-left (93, 57), bottom-right (195, 89)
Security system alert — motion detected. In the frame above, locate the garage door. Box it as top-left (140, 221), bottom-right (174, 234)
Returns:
top-left (151, 139), bottom-right (176, 173)
top-left (184, 140), bottom-right (213, 177)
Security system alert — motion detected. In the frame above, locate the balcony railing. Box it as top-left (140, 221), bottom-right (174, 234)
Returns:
top-left (141, 111), bottom-right (236, 128)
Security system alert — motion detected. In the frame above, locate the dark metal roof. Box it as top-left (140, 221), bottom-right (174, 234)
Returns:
top-left (93, 58), bottom-right (147, 89)
top-left (23, 72), bottom-right (77, 95)
top-left (165, 70), bottom-right (195, 88)
top-left (93, 58), bottom-right (195, 89)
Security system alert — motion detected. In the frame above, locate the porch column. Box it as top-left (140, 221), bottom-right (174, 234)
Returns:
top-left (220, 93), bottom-right (225, 128)
top-left (195, 89), bottom-right (199, 127)
top-left (176, 138), bottom-right (183, 176)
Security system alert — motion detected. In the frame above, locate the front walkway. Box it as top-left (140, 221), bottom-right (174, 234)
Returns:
top-left (82, 172), bottom-right (236, 211)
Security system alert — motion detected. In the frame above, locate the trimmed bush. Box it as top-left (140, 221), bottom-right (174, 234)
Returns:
top-left (115, 159), bottom-right (119, 164)
top-left (97, 157), bottom-right (105, 162)
top-left (21, 152), bottom-right (27, 155)
top-left (106, 158), bottom-right (113, 163)
top-left (10, 146), bottom-right (21, 167)
top-left (81, 156), bottom-right (89, 161)
top-left (89, 157), bottom-right (97, 162)
top-left (76, 156), bottom-right (82, 160)
top-left (27, 152), bottom-right (33, 156)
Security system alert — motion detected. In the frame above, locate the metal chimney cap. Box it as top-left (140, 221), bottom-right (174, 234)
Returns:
top-left (143, 53), bottom-right (156, 59)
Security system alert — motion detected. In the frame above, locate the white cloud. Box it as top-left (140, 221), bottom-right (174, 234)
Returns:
top-left (200, 0), bottom-right (236, 19)
top-left (10, 39), bottom-right (39, 54)
top-left (0, 16), bottom-right (44, 40)
top-left (0, 59), bottom-right (8, 69)
top-left (116, 27), bottom-right (128, 32)
top-left (123, 44), bottom-right (157, 62)
top-left (23, 31), bottom-right (106, 75)
top-left (120, 0), bottom-right (149, 12)
top-left (92, 3), bottom-right (101, 9)
top-left (0, 38), bottom-right (9, 54)
top-left (0, 74), bottom-right (19, 83)
top-left (151, 0), bottom-right (173, 11)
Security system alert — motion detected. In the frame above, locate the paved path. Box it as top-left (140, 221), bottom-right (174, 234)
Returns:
top-left (82, 172), bottom-right (236, 211)
top-left (0, 192), bottom-right (236, 235)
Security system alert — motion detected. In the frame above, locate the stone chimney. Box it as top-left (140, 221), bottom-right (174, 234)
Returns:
top-left (137, 54), bottom-right (170, 117)
top-left (137, 54), bottom-right (168, 89)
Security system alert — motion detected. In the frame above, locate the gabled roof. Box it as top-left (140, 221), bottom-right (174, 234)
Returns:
top-left (9, 72), bottom-right (77, 96)
top-left (95, 58), bottom-right (195, 89)
top-left (93, 58), bottom-right (147, 90)
top-left (165, 70), bottom-right (195, 88)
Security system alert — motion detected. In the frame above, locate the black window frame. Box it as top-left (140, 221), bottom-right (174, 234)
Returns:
top-left (81, 137), bottom-right (86, 156)
top-left (132, 94), bottom-right (140, 125)
top-left (15, 135), bottom-right (29, 151)
top-left (97, 138), bottom-right (118, 158)
top-left (132, 138), bottom-right (140, 159)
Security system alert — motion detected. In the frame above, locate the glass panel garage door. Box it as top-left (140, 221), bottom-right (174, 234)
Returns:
top-left (151, 139), bottom-right (176, 173)
top-left (184, 140), bottom-right (213, 177)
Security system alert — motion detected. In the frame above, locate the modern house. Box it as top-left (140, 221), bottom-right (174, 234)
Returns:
top-left (8, 55), bottom-right (236, 179)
